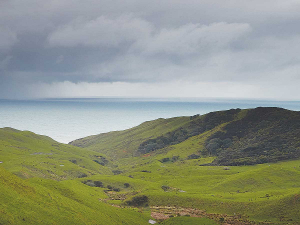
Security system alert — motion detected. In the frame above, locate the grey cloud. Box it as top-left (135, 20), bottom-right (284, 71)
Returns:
top-left (0, 56), bottom-right (13, 70)
top-left (1, 0), bottom-right (300, 99)
top-left (48, 15), bottom-right (153, 47)
top-left (0, 27), bottom-right (18, 50)
top-left (134, 22), bottom-right (251, 56)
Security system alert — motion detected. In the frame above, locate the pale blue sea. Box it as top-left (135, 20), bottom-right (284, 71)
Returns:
top-left (0, 98), bottom-right (299, 144)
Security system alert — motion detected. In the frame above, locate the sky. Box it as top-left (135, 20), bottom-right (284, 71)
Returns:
top-left (1, 0), bottom-right (300, 100)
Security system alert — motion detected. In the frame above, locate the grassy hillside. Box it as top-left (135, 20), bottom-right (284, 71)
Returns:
top-left (69, 116), bottom-right (191, 159)
top-left (0, 127), bottom-right (113, 179)
top-left (1, 107), bottom-right (300, 224)
top-left (0, 166), bottom-right (149, 224)
top-left (71, 107), bottom-right (300, 166)
top-left (37, 155), bottom-right (297, 224)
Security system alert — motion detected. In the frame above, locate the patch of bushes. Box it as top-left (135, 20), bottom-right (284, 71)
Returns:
top-left (69, 159), bottom-right (77, 164)
top-left (160, 157), bottom-right (170, 163)
top-left (138, 109), bottom-right (241, 154)
top-left (113, 187), bottom-right (120, 192)
top-left (83, 180), bottom-right (96, 187)
top-left (77, 173), bottom-right (87, 178)
top-left (203, 107), bottom-right (300, 166)
top-left (159, 156), bottom-right (180, 163)
top-left (187, 154), bottom-right (200, 160)
top-left (112, 170), bottom-right (123, 175)
top-left (82, 180), bottom-right (103, 187)
top-left (106, 185), bottom-right (120, 192)
top-left (126, 195), bottom-right (149, 207)
top-left (94, 181), bottom-right (103, 187)
top-left (161, 185), bottom-right (170, 191)
top-left (93, 156), bottom-right (109, 166)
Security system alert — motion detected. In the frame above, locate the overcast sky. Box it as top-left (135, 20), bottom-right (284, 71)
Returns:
top-left (1, 0), bottom-right (300, 100)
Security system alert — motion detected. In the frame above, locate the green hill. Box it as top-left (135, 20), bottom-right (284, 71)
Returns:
top-left (70, 107), bottom-right (300, 166)
top-left (69, 116), bottom-right (191, 159)
top-left (0, 127), bottom-right (114, 179)
top-left (0, 166), bottom-right (149, 224)
top-left (1, 107), bottom-right (300, 224)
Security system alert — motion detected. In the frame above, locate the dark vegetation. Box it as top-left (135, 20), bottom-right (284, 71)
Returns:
top-left (138, 109), bottom-right (241, 154)
top-left (159, 156), bottom-right (180, 163)
top-left (126, 195), bottom-right (149, 207)
top-left (205, 107), bottom-right (300, 165)
top-left (187, 154), bottom-right (200, 160)
top-left (135, 107), bottom-right (300, 166)
top-left (161, 185), bottom-right (171, 191)
top-left (82, 180), bottom-right (123, 192)
top-left (93, 155), bottom-right (109, 166)
top-left (112, 170), bottom-right (123, 175)
top-left (82, 180), bottom-right (104, 187)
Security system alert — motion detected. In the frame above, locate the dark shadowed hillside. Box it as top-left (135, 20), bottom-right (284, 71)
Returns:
top-left (206, 107), bottom-right (300, 165)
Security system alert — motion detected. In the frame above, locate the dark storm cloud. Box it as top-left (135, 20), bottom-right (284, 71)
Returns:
top-left (1, 0), bottom-right (300, 99)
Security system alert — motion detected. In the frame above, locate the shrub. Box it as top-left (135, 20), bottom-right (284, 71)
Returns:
top-left (187, 154), bottom-right (200, 160)
top-left (126, 195), bottom-right (149, 207)
top-left (84, 180), bottom-right (95, 187)
top-left (124, 183), bottom-right (130, 188)
top-left (171, 156), bottom-right (180, 162)
top-left (93, 160), bottom-right (105, 166)
top-left (161, 185), bottom-right (170, 191)
top-left (112, 170), bottom-right (123, 175)
top-left (77, 173), bottom-right (87, 178)
top-left (69, 159), bottom-right (77, 164)
top-left (160, 158), bottom-right (170, 163)
top-left (94, 181), bottom-right (103, 187)
top-left (113, 188), bottom-right (120, 192)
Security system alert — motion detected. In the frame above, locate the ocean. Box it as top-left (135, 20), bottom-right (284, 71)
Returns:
top-left (0, 98), bottom-right (299, 144)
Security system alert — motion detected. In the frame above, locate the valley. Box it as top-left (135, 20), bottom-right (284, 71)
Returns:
top-left (1, 107), bottom-right (300, 224)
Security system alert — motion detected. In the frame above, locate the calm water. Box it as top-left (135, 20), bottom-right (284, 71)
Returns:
top-left (0, 98), bottom-right (299, 143)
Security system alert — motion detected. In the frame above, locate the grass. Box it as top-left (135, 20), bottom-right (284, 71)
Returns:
top-left (0, 166), bottom-right (150, 224)
top-left (0, 128), bottom-right (113, 180)
top-left (87, 158), bottom-right (300, 223)
top-left (1, 110), bottom-right (300, 225)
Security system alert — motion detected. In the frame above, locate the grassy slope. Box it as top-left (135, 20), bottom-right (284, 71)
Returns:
top-left (2, 107), bottom-right (300, 224)
top-left (71, 107), bottom-right (300, 167)
top-left (0, 166), bottom-right (149, 225)
top-left (69, 116), bottom-right (191, 159)
top-left (69, 109), bottom-right (244, 162)
top-left (0, 127), bottom-right (113, 179)
top-left (66, 108), bottom-right (300, 223)
top-left (73, 124), bottom-right (300, 223)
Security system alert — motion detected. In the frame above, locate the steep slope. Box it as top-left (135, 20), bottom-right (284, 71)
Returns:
top-left (207, 107), bottom-right (300, 165)
top-left (0, 128), bottom-right (112, 179)
top-left (70, 107), bottom-right (300, 166)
